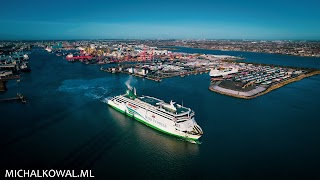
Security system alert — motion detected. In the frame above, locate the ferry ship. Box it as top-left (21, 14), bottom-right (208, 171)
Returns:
top-left (107, 87), bottom-right (203, 141)
top-left (210, 67), bottom-right (238, 77)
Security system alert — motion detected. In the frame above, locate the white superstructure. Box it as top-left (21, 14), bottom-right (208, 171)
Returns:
top-left (45, 47), bottom-right (52, 53)
top-left (107, 88), bottom-right (203, 141)
top-left (210, 67), bottom-right (238, 77)
top-left (66, 53), bottom-right (73, 58)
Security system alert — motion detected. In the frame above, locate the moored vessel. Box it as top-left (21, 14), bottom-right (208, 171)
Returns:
top-left (210, 67), bottom-right (238, 77)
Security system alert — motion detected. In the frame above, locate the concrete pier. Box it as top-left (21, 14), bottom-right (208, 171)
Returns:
top-left (209, 70), bottom-right (320, 99)
top-left (0, 93), bottom-right (27, 104)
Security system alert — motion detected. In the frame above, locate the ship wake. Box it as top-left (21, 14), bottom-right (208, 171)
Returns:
top-left (57, 77), bottom-right (111, 101)
top-left (57, 76), bottom-right (137, 102)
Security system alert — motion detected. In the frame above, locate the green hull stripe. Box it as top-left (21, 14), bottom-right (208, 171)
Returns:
top-left (108, 103), bottom-right (198, 141)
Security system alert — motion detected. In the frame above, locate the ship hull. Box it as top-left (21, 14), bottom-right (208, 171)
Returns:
top-left (107, 99), bottom-right (201, 141)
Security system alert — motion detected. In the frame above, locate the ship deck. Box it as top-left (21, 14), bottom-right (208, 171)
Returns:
top-left (138, 96), bottom-right (162, 106)
top-left (175, 105), bottom-right (189, 114)
top-left (138, 96), bottom-right (189, 114)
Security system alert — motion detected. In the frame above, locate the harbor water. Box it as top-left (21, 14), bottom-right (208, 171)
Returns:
top-left (0, 47), bottom-right (320, 179)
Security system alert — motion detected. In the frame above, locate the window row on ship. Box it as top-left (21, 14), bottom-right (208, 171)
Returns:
top-left (115, 95), bottom-right (190, 119)
top-left (114, 96), bottom-right (175, 120)
top-left (115, 96), bottom-right (191, 122)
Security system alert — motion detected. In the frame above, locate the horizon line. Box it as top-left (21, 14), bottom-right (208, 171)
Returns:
top-left (1, 38), bottom-right (320, 42)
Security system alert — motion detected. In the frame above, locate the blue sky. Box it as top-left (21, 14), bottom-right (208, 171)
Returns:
top-left (0, 0), bottom-right (319, 40)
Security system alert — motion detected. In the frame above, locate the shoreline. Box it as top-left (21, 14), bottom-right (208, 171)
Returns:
top-left (166, 45), bottom-right (320, 58)
top-left (209, 70), bottom-right (320, 99)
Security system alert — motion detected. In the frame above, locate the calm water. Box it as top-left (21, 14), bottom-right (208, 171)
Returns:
top-left (172, 46), bottom-right (320, 68)
top-left (0, 47), bottom-right (320, 179)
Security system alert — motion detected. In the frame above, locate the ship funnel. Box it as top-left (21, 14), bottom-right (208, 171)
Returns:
top-left (126, 86), bottom-right (137, 99)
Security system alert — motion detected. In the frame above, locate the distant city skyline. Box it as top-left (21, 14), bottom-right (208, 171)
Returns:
top-left (0, 0), bottom-right (319, 40)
